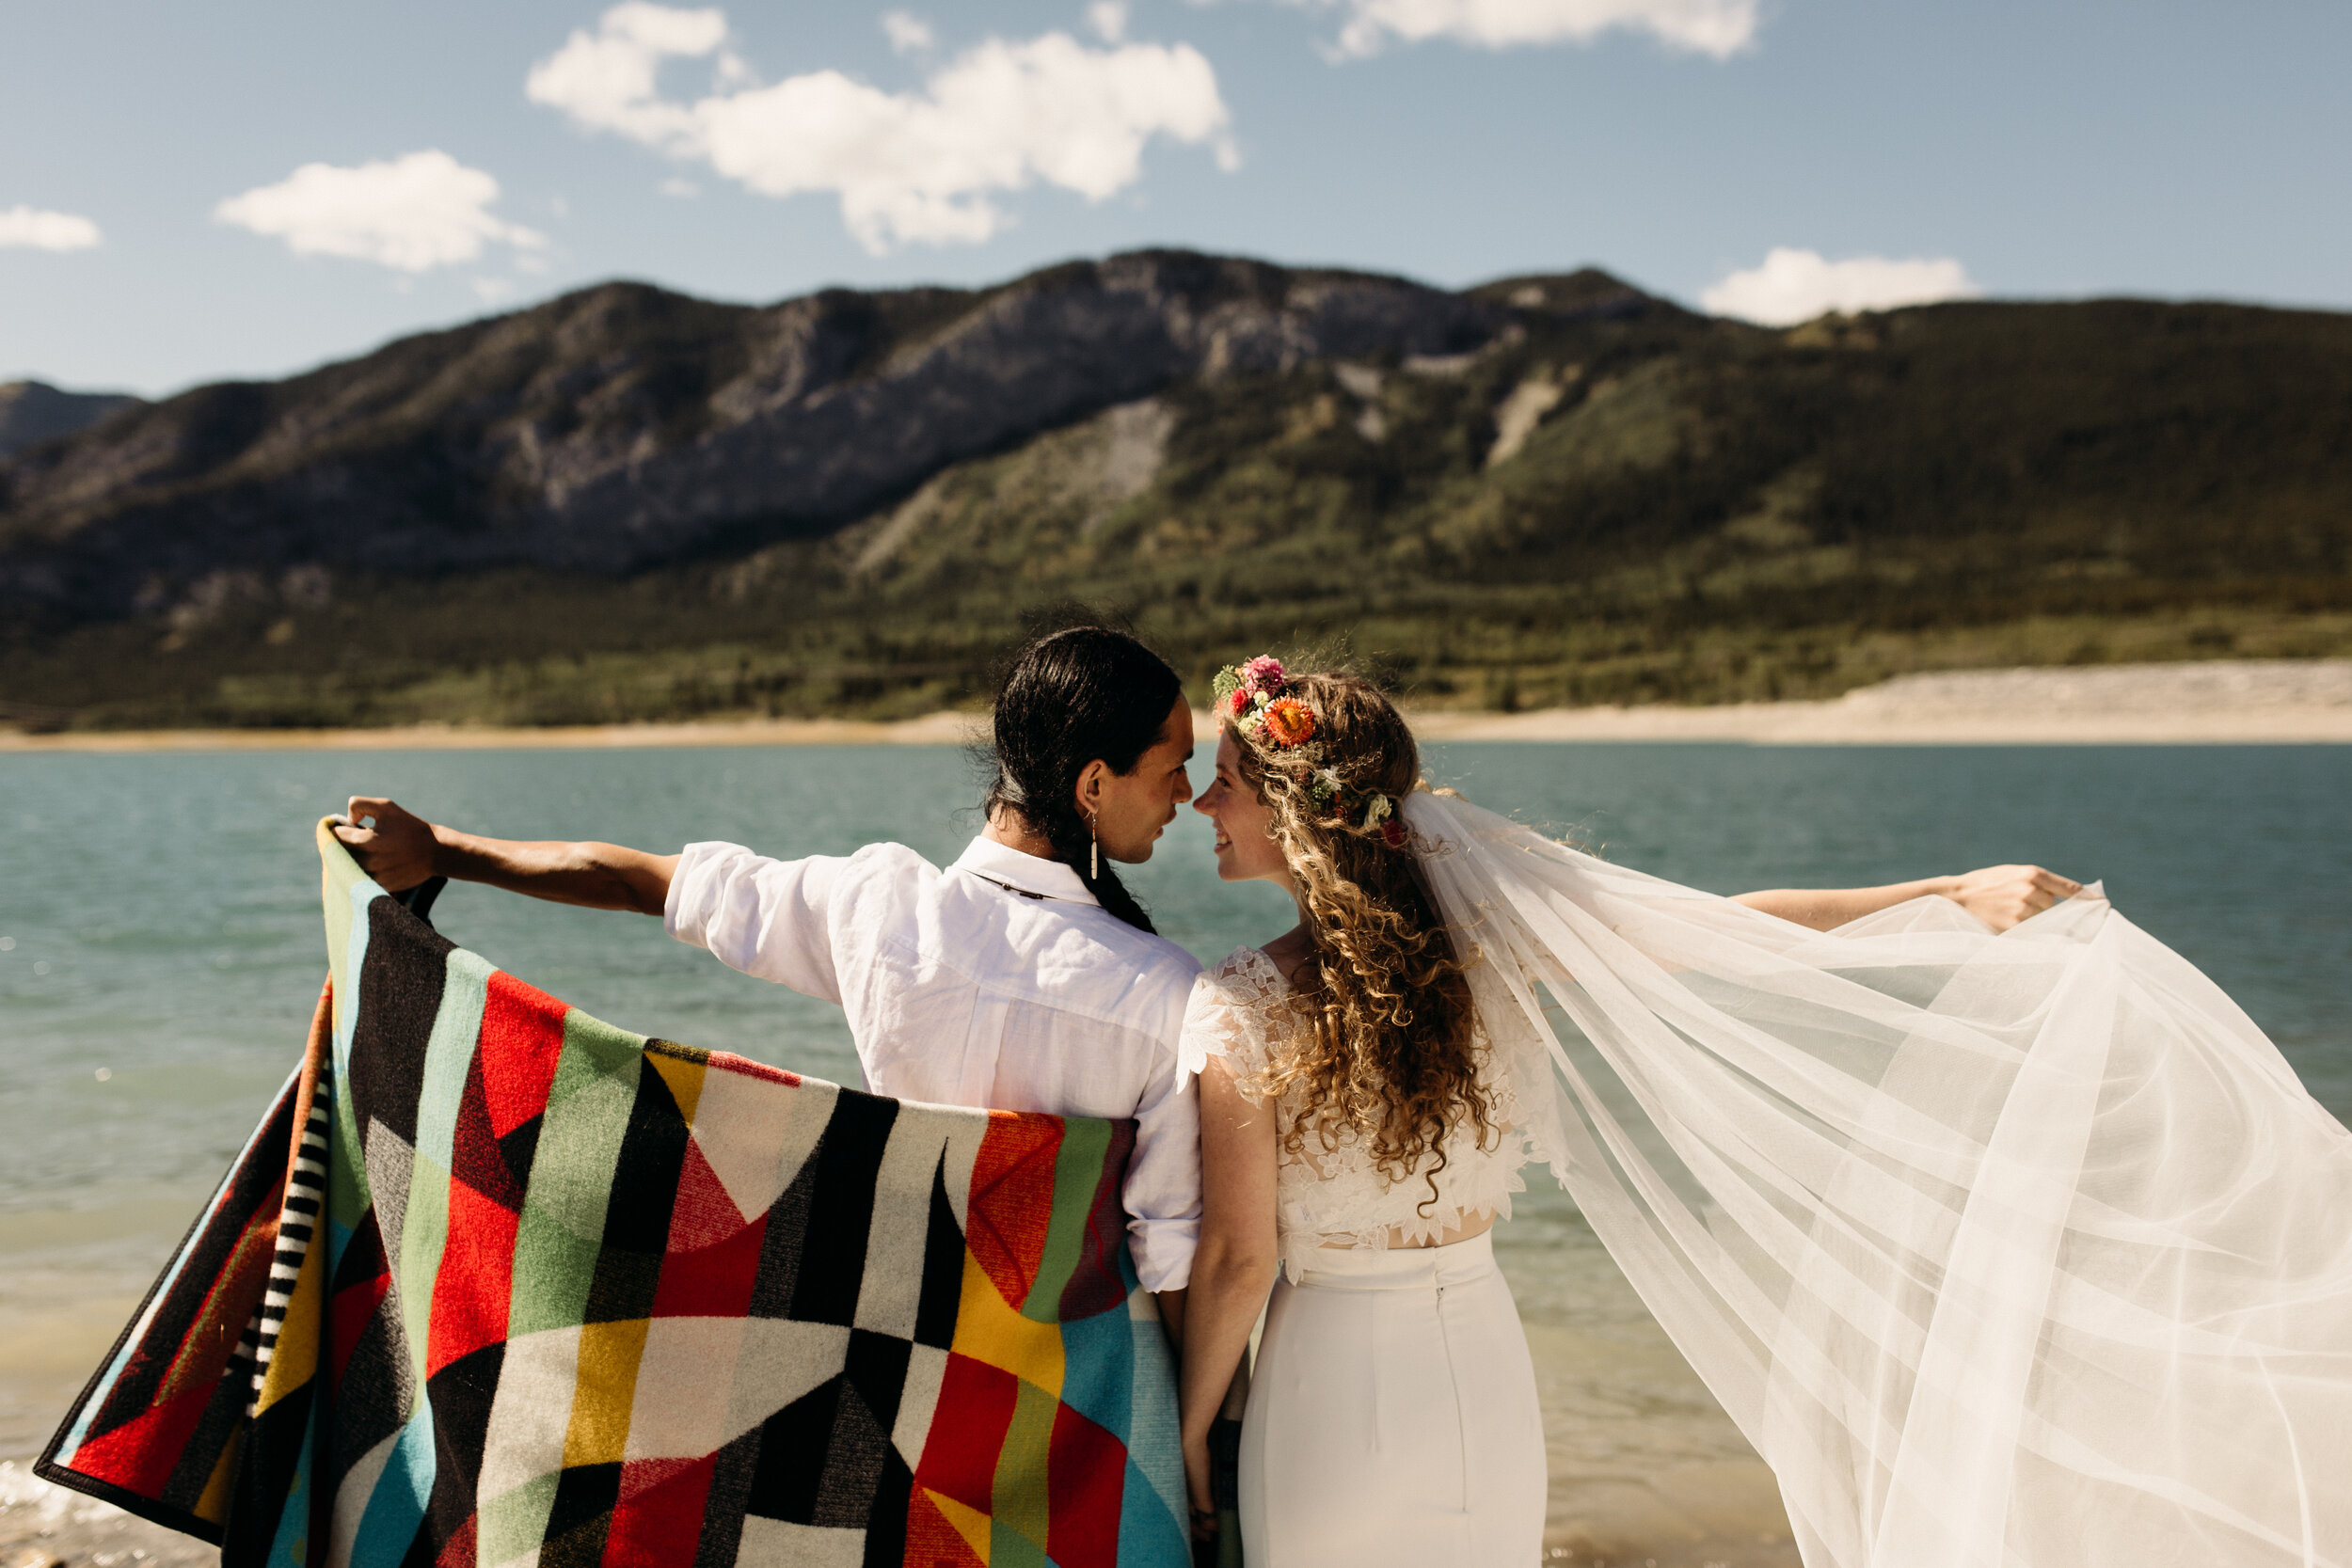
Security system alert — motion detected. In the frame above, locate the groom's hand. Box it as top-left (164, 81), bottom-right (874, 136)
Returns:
top-left (335, 797), bottom-right (440, 893)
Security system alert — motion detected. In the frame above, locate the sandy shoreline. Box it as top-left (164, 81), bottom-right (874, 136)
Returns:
top-left (6, 660), bottom-right (2351, 753)
top-left (1409, 657), bottom-right (2352, 744)
top-left (0, 708), bottom-right (989, 754)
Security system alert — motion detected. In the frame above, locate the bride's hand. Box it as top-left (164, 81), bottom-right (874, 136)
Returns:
top-left (1944, 864), bottom-right (2084, 931)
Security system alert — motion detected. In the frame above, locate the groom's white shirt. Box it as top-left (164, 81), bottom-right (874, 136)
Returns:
top-left (664, 834), bottom-right (1203, 1291)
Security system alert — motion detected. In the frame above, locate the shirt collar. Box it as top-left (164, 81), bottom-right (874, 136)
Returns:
top-left (949, 835), bottom-right (1099, 907)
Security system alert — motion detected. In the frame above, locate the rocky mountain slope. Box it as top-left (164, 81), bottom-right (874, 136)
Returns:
top-left (4, 250), bottom-right (2348, 730)
top-left (0, 381), bottom-right (142, 460)
top-left (0, 252), bottom-right (1530, 620)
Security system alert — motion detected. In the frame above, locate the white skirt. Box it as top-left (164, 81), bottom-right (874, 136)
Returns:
top-left (1237, 1230), bottom-right (1546, 1566)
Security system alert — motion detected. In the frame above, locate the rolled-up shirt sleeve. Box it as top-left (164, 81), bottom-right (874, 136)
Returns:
top-left (664, 841), bottom-right (848, 1003)
top-left (1121, 1038), bottom-right (1202, 1292)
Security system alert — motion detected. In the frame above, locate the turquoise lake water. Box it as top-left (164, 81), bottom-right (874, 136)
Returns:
top-left (3, 741), bottom-right (2346, 1560)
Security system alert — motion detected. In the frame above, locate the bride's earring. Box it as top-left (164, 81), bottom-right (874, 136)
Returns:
top-left (1089, 811), bottom-right (1100, 879)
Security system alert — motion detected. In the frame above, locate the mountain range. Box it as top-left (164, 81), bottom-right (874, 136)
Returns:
top-left (5, 249), bottom-right (2348, 730)
top-left (0, 381), bottom-right (142, 461)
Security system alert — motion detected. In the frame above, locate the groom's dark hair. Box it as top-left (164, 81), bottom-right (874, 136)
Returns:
top-left (984, 619), bottom-right (1182, 934)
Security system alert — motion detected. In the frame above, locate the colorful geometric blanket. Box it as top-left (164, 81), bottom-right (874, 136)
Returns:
top-left (40, 820), bottom-right (1187, 1568)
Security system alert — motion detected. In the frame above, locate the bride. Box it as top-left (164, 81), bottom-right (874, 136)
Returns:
top-left (1174, 658), bottom-right (2352, 1568)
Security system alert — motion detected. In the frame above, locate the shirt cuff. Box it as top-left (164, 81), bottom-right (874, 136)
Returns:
top-left (1127, 1215), bottom-right (1197, 1293)
top-left (663, 840), bottom-right (738, 950)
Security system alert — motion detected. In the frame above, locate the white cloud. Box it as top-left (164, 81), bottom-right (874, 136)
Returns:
top-left (882, 11), bottom-right (935, 53)
top-left (0, 206), bottom-right (103, 251)
top-left (528, 3), bottom-right (1232, 253)
top-left (215, 150), bottom-right (546, 273)
top-left (525, 4), bottom-right (731, 146)
top-left (660, 176), bottom-right (701, 197)
top-left (1295, 0), bottom-right (1758, 57)
top-left (1089, 2), bottom-right (1130, 43)
top-left (1701, 246), bottom-right (1983, 325)
top-left (472, 277), bottom-right (518, 303)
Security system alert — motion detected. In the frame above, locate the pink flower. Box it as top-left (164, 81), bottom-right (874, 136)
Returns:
top-left (1223, 688), bottom-right (1251, 719)
top-left (1240, 655), bottom-right (1286, 692)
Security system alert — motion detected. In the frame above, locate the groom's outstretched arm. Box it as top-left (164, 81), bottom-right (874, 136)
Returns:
top-left (336, 797), bottom-right (678, 916)
top-left (1735, 863), bottom-right (2082, 933)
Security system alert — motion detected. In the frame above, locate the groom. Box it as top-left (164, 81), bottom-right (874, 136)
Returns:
top-left (334, 624), bottom-right (1206, 1331)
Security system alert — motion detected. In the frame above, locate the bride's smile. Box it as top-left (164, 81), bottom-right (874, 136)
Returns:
top-left (1195, 728), bottom-right (1293, 882)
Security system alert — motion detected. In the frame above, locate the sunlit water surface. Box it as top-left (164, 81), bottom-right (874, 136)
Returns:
top-left (4, 743), bottom-right (2346, 1563)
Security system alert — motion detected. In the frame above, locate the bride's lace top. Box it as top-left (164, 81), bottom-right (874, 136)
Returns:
top-left (1178, 945), bottom-right (1537, 1283)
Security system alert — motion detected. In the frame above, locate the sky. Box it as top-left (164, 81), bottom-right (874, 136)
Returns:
top-left (4, 0), bottom-right (2348, 396)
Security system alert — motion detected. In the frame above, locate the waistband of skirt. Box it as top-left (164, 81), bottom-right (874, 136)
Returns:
top-left (1290, 1228), bottom-right (1499, 1291)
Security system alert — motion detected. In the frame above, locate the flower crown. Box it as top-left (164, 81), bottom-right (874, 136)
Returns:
top-left (1212, 655), bottom-right (1407, 847)
top-left (1213, 655), bottom-right (1311, 745)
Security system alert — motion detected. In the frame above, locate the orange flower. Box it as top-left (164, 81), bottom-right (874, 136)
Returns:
top-left (1261, 697), bottom-right (1316, 748)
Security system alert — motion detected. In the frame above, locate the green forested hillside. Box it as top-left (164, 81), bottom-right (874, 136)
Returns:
top-left (6, 268), bottom-right (2350, 730)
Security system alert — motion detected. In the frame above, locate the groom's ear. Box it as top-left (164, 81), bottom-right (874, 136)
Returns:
top-left (1072, 759), bottom-right (1109, 817)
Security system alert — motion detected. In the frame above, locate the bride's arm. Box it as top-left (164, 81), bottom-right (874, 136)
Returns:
top-left (1735, 863), bottom-right (2083, 933)
top-left (1180, 1057), bottom-right (1279, 1537)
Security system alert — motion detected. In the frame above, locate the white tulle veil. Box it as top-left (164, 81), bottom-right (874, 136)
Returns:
top-left (1398, 789), bottom-right (2352, 1568)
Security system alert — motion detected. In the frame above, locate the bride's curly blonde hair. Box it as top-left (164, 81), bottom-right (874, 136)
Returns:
top-left (1224, 670), bottom-right (1495, 1207)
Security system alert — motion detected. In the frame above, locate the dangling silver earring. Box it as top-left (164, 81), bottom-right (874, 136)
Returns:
top-left (1089, 810), bottom-right (1100, 879)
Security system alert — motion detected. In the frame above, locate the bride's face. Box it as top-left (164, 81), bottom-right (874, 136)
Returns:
top-left (1195, 730), bottom-right (1293, 888)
